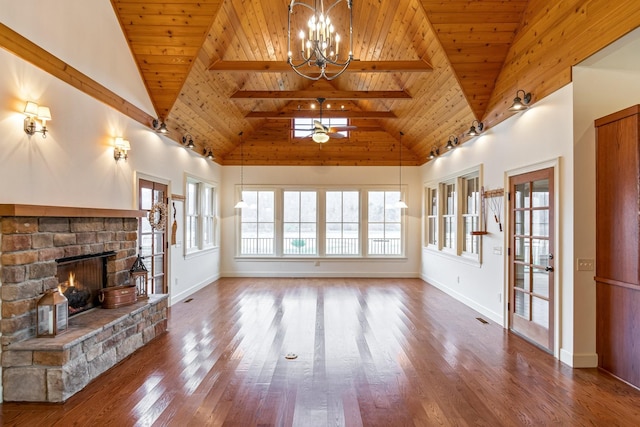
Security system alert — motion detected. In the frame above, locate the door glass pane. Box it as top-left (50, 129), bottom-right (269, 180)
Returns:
top-left (514, 210), bottom-right (529, 236)
top-left (532, 238), bottom-right (550, 267)
top-left (140, 188), bottom-right (152, 210)
top-left (514, 237), bottom-right (529, 262)
top-left (515, 183), bottom-right (530, 209)
top-left (514, 264), bottom-right (530, 291)
top-left (532, 209), bottom-right (549, 236)
top-left (532, 179), bottom-right (549, 207)
top-left (532, 296), bottom-right (549, 327)
top-left (514, 289), bottom-right (529, 318)
top-left (532, 267), bottom-right (549, 298)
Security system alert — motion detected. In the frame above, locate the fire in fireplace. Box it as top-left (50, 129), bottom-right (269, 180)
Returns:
top-left (55, 251), bottom-right (115, 316)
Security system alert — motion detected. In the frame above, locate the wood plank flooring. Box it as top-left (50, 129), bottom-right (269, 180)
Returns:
top-left (1, 278), bottom-right (639, 426)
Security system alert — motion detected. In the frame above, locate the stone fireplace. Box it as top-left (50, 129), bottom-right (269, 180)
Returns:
top-left (0, 204), bottom-right (168, 402)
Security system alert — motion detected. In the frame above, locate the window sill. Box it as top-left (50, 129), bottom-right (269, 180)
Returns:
top-left (234, 255), bottom-right (408, 262)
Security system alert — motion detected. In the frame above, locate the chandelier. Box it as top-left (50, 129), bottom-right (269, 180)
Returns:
top-left (287, 0), bottom-right (353, 80)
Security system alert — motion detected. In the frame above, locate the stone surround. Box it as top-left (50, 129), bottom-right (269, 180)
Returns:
top-left (0, 205), bottom-right (168, 402)
top-left (2, 295), bottom-right (168, 402)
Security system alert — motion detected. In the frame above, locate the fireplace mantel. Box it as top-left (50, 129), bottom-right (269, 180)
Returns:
top-left (0, 204), bottom-right (146, 218)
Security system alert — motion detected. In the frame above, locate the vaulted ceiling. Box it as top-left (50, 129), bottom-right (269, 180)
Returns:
top-left (107, 0), bottom-right (640, 166)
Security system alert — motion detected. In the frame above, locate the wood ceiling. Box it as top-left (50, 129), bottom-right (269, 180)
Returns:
top-left (105, 1), bottom-right (640, 166)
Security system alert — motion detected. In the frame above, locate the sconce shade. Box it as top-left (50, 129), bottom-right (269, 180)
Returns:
top-left (446, 135), bottom-right (459, 150)
top-left (37, 106), bottom-right (51, 122)
top-left (508, 90), bottom-right (532, 111)
top-left (24, 101), bottom-right (39, 116)
top-left (429, 147), bottom-right (439, 159)
top-left (152, 119), bottom-right (168, 133)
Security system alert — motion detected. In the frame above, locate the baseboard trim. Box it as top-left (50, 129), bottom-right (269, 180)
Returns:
top-left (219, 271), bottom-right (421, 278)
top-left (420, 273), bottom-right (504, 326)
top-left (171, 274), bottom-right (221, 305)
top-left (560, 349), bottom-right (598, 368)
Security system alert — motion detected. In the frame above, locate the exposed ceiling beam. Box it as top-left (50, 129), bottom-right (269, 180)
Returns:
top-left (231, 90), bottom-right (412, 100)
top-left (245, 111), bottom-right (397, 119)
top-left (209, 60), bottom-right (432, 73)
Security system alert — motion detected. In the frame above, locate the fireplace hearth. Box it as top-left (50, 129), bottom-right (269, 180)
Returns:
top-left (56, 251), bottom-right (116, 316)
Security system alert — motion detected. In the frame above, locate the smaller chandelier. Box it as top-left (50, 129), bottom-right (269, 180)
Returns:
top-left (287, 0), bottom-right (353, 80)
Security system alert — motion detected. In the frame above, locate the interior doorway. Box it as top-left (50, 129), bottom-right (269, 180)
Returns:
top-left (138, 178), bottom-right (168, 294)
top-left (508, 167), bottom-right (555, 352)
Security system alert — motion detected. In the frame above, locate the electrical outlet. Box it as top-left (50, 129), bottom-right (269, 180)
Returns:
top-left (577, 258), bottom-right (595, 271)
top-left (457, 276), bottom-right (460, 284)
top-left (498, 292), bottom-right (502, 302)
top-left (493, 246), bottom-right (502, 255)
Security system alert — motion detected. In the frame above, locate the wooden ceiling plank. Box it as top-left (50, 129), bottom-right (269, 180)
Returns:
top-left (246, 111), bottom-right (397, 119)
top-left (208, 60), bottom-right (433, 72)
top-left (230, 90), bottom-right (412, 99)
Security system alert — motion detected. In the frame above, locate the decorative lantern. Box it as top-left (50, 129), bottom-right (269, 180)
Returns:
top-left (129, 252), bottom-right (149, 299)
top-left (36, 289), bottom-right (68, 337)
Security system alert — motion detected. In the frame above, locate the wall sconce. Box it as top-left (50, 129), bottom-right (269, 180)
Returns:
top-left (204, 148), bottom-right (214, 160)
top-left (182, 135), bottom-right (195, 149)
top-left (23, 101), bottom-right (52, 138)
top-left (467, 120), bottom-right (484, 136)
top-left (508, 90), bottom-right (532, 111)
top-left (114, 137), bottom-right (131, 161)
top-left (428, 146), bottom-right (440, 159)
top-left (152, 119), bottom-right (168, 133)
top-left (445, 135), bottom-right (459, 150)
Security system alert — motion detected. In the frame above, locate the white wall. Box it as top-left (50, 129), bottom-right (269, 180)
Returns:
top-left (420, 85), bottom-right (576, 362)
top-left (0, 3), bottom-right (221, 306)
top-left (220, 166), bottom-right (422, 277)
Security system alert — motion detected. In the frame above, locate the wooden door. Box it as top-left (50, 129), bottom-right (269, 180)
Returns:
top-left (138, 179), bottom-right (168, 294)
top-left (509, 168), bottom-right (555, 352)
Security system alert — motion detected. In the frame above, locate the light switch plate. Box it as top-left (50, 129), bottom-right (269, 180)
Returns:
top-left (577, 258), bottom-right (595, 271)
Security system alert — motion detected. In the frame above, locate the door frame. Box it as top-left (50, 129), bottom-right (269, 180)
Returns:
top-left (504, 158), bottom-right (561, 358)
top-left (135, 172), bottom-right (172, 296)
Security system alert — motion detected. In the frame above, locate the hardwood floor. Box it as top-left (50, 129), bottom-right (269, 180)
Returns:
top-left (1, 278), bottom-right (639, 426)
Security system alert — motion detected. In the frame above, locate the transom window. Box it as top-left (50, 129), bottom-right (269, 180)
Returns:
top-left (293, 118), bottom-right (348, 138)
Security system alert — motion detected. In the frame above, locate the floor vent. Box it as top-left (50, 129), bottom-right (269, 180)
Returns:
top-left (476, 317), bottom-right (489, 324)
top-left (184, 298), bottom-right (193, 303)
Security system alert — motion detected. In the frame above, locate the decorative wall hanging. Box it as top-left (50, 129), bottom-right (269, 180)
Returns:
top-left (148, 201), bottom-right (167, 231)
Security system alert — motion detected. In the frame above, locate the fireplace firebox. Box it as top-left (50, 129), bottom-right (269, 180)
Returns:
top-left (55, 251), bottom-right (115, 316)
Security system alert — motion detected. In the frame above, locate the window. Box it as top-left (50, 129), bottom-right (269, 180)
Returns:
top-left (462, 175), bottom-right (480, 255)
top-left (442, 182), bottom-right (456, 251)
top-left (239, 190), bottom-right (275, 255)
top-left (426, 186), bottom-right (438, 247)
top-left (368, 191), bottom-right (403, 255)
top-left (186, 178), bottom-right (218, 254)
top-left (293, 117), bottom-right (349, 138)
top-left (326, 191), bottom-right (360, 255)
top-left (236, 187), bottom-right (405, 258)
top-left (186, 181), bottom-right (198, 251)
top-left (283, 191), bottom-right (317, 255)
top-left (425, 165), bottom-right (482, 263)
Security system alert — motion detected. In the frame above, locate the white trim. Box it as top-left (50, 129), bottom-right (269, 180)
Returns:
top-left (504, 157), bottom-right (562, 359)
top-left (560, 349), bottom-right (598, 368)
top-left (421, 273), bottom-right (504, 325)
top-left (171, 273), bottom-right (221, 305)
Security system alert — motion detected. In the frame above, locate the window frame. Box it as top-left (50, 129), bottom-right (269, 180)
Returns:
top-left (424, 165), bottom-right (483, 265)
top-left (185, 175), bottom-right (219, 256)
top-left (237, 188), bottom-right (276, 256)
top-left (235, 185), bottom-right (406, 259)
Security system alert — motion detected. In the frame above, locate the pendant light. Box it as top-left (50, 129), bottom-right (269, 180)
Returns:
top-left (234, 132), bottom-right (248, 209)
top-left (395, 131), bottom-right (408, 209)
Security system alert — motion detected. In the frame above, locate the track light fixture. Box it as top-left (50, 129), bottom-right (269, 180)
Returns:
top-left (445, 135), bottom-right (459, 150)
top-left (508, 90), bottom-right (532, 112)
top-left (428, 146), bottom-right (440, 160)
top-left (152, 119), bottom-right (168, 133)
top-left (182, 135), bottom-right (195, 149)
top-left (204, 148), bottom-right (214, 160)
top-left (467, 120), bottom-right (484, 137)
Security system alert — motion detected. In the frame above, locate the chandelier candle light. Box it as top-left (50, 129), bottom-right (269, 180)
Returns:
top-left (288, 0), bottom-right (353, 80)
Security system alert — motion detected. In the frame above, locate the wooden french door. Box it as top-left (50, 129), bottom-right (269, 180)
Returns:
top-left (138, 179), bottom-right (168, 294)
top-left (508, 168), bottom-right (555, 352)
